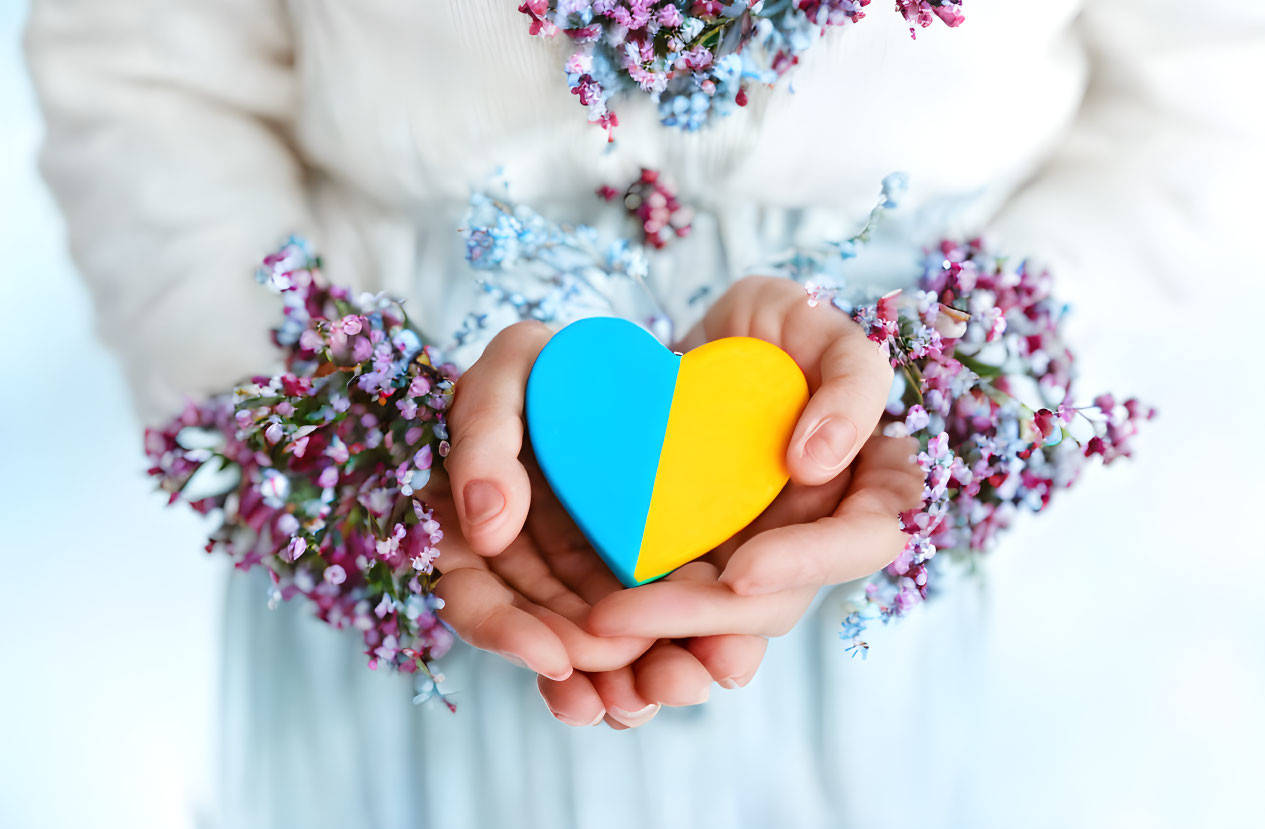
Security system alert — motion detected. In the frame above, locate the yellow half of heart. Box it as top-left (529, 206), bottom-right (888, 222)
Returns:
top-left (633, 337), bottom-right (810, 583)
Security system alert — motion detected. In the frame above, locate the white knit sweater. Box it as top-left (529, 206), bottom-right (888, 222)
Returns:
top-left (27, 0), bottom-right (1264, 420)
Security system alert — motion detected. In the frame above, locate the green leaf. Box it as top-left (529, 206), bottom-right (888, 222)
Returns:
top-left (955, 352), bottom-right (1004, 378)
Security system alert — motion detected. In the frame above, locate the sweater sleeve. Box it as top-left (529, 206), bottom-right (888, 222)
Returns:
top-left (988, 0), bottom-right (1265, 304)
top-left (25, 0), bottom-right (318, 421)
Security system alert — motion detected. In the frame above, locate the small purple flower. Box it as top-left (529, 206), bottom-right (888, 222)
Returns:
top-left (317, 465), bottom-right (340, 489)
top-left (259, 470), bottom-right (290, 506)
top-left (287, 536), bottom-right (308, 562)
top-left (276, 513), bottom-right (300, 536)
top-left (905, 405), bottom-right (930, 434)
top-left (325, 438), bottom-right (350, 464)
top-left (412, 549), bottom-right (439, 573)
top-left (1093, 393), bottom-right (1116, 413)
top-left (298, 328), bottom-right (324, 352)
top-left (375, 593), bottom-right (395, 619)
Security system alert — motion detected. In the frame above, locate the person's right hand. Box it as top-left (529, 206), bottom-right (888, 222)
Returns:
top-left (433, 322), bottom-right (766, 727)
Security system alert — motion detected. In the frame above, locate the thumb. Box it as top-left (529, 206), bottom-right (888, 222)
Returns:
top-left (783, 307), bottom-right (894, 486)
top-left (445, 321), bottom-right (552, 555)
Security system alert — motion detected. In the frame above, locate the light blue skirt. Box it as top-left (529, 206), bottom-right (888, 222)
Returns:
top-left (208, 560), bottom-right (988, 829)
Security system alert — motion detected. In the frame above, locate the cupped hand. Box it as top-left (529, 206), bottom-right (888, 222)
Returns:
top-left (583, 277), bottom-right (922, 675)
top-left (435, 322), bottom-right (756, 727)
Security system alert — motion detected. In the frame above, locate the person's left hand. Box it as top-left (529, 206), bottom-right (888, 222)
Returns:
top-left (537, 276), bottom-right (924, 727)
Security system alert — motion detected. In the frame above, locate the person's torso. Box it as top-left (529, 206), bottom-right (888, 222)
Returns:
top-left (281, 0), bottom-right (1089, 344)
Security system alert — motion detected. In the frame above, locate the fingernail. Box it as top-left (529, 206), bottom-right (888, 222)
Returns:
top-left (718, 672), bottom-right (754, 690)
top-left (609, 703), bottom-right (660, 726)
top-left (462, 479), bottom-right (505, 526)
top-left (552, 709), bottom-right (606, 727)
top-left (538, 665), bottom-right (574, 683)
top-left (802, 418), bottom-right (857, 472)
top-left (508, 653), bottom-right (572, 682)
top-left (681, 686), bottom-right (710, 706)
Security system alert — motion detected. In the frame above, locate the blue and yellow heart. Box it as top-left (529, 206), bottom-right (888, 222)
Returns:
top-left (525, 317), bottom-right (809, 587)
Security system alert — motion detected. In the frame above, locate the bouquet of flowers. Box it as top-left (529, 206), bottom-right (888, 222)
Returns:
top-left (807, 239), bottom-right (1153, 653)
top-left (145, 242), bottom-right (461, 702)
top-left (520, 0), bottom-right (966, 135)
top-left (146, 171), bottom-right (1148, 697)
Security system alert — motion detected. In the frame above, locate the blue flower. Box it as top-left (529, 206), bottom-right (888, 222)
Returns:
top-left (881, 172), bottom-right (910, 208)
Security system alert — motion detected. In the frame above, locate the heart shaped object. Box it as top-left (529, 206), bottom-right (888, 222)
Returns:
top-left (525, 317), bottom-right (809, 587)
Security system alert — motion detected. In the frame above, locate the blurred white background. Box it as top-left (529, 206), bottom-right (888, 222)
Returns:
top-left (1, 3), bottom-right (226, 828)
top-left (2, 1), bottom-right (1263, 827)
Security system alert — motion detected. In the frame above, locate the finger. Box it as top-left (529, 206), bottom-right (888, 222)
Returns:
top-left (672, 317), bottom-right (707, 352)
top-left (716, 513), bottom-right (906, 597)
top-left (633, 641), bottom-right (712, 707)
top-left (525, 603), bottom-right (654, 673)
top-left (538, 672), bottom-right (605, 727)
top-left (781, 305), bottom-right (894, 486)
top-left (685, 634), bottom-right (768, 690)
top-left (483, 536), bottom-right (654, 672)
top-left (709, 476), bottom-right (849, 568)
top-left (445, 320), bottom-right (553, 555)
top-left (589, 666), bottom-right (661, 728)
top-left (422, 472), bottom-right (501, 573)
top-left (698, 276), bottom-right (894, 486)
top-left (721, 436), bottom-right (922, 595)
top-left (666, 562), bottom-right (774, 688)
top-left (666, 559), bottom-right (720, 583)
top-left (589, 579), bottom-right (814, 638)
top-left (486, 533), bottom-right (595, 624)
top-left (433, 567), bottom-right (572, 681)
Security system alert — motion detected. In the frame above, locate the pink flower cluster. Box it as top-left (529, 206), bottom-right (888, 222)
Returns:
top-left (598, 167), bottom-right (695, 249)
top-left (830, 239), bottom-right (1153, 652)
top-left (145, 238), bottom-right (460, 695)
top-left (895, 0), bottom-right (965, 36)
